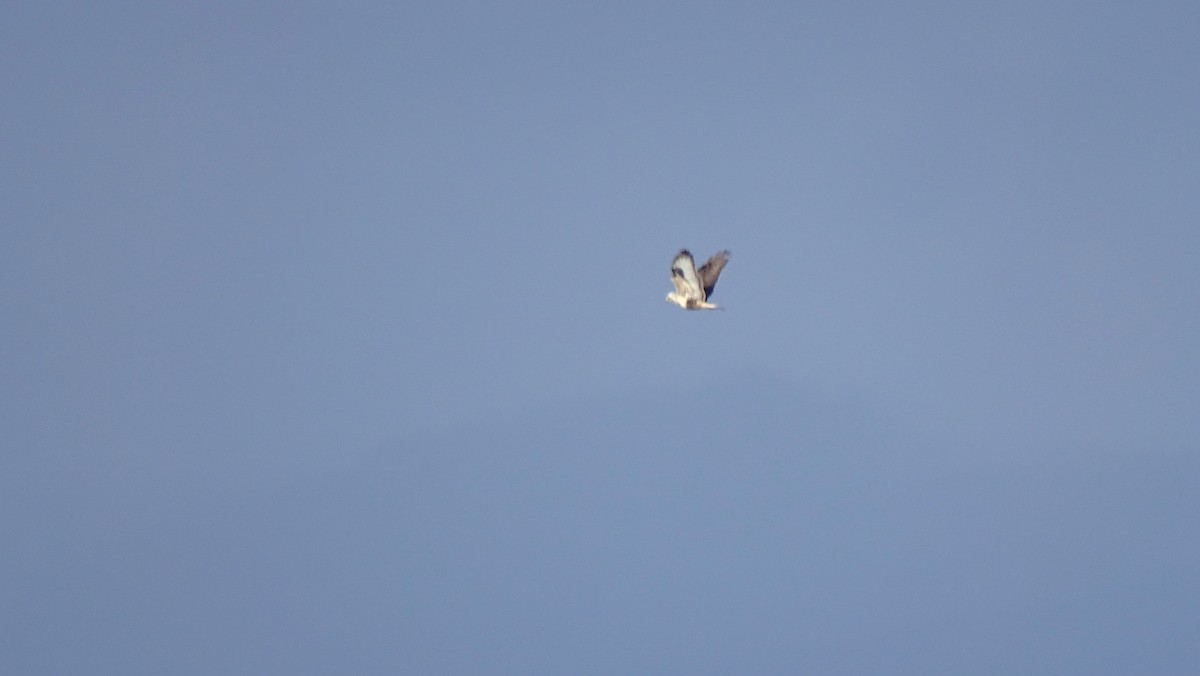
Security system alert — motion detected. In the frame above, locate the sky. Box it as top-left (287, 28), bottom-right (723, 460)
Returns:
top-left (3, 1), bottom-right (1199, 673)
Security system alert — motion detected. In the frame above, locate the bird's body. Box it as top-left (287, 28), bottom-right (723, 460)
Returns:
top-left (666, 249), bottom-right (730, 310)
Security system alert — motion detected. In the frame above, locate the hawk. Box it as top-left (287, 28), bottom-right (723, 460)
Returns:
top-left (666, 249), bottom-right (730, 310)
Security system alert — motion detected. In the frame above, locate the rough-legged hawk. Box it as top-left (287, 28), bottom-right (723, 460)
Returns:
top-left (666, 249), bottom-right (730, 310)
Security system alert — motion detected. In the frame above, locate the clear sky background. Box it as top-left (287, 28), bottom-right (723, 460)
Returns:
top-left (4, 2), bottom-right (1198, 673)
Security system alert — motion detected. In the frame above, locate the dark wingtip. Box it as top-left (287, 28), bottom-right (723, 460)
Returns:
top-left (678, 248), bottom-right (692, 257)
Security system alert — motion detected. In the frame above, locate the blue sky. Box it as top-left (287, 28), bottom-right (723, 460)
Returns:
top-left (4, 2), bottom-right (1199, 673)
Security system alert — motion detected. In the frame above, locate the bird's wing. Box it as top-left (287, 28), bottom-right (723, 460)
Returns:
top-left (697, 250), bottom-right (730, 299)
top-left (670, 250), bottom-right (703, 300)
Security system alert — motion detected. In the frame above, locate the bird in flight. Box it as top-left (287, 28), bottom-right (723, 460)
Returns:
top-left (666, 249), bottom-right (731, 310)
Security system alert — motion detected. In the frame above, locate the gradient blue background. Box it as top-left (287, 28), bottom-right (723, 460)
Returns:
top-left (4, 2), bottom-right (1198, 673)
